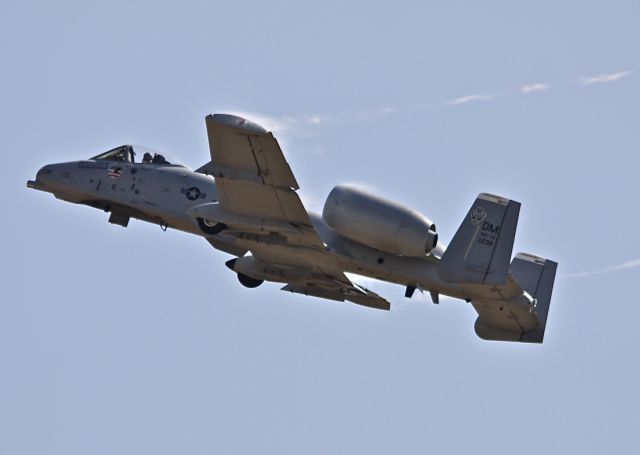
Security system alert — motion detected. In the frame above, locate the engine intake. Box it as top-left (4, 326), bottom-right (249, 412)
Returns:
top-left (322, 184), bottom-right (437, 257)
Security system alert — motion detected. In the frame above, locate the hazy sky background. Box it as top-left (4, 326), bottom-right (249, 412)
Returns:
top-left (1, 1), bottom-right (639, 453)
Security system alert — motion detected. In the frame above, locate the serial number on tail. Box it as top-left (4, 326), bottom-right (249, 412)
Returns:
top-left (477, 222), bottom-right (500, 247)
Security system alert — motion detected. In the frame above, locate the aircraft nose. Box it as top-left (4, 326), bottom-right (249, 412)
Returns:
top-left (27, 164), bottom-right (57, 191)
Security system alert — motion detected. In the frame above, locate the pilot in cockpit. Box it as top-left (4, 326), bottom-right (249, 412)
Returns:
top-left (151, 153), bottom-right (167, 164)
top-left (90, 146), bottom-right (184, 168)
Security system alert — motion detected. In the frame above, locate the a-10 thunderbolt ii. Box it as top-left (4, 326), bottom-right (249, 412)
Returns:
top-left (27, 114), bottom-right (558, 343)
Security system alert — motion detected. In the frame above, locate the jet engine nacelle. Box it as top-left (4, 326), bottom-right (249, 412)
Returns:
top-left (322, 184), bottom-right (438, 257)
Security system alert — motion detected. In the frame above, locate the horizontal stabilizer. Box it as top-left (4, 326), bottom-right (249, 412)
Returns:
top-left (473, 253), bottom-right (558, 343)
top-left (510, 253), bottom-right (558, 343)
top-left (438, 193), bottom-right (520, 285)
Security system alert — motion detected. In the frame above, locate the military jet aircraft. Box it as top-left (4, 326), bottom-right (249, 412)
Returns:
top-left (27, 114), bottom-right (557, 343)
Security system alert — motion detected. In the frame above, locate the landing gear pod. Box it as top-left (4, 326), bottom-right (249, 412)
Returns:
top-left (197, 218), bottom-right (227, 236)
top-left (322, 184), bottom-right (438, 256)
top-left (237, 273), bottom-right (264, 288)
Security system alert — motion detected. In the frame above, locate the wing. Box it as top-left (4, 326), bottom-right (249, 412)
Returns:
top-left (198, 114), bottom-right (392, 311)
top-left (227, 254), bottom-right (391, 310)
top-left (197, 114), bottom-right (324, 249)
top-left (282, 273), bottom-right (391, 311)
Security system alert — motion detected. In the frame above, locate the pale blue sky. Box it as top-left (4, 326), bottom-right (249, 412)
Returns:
top-left (1, 1), bottom-right (639, 454)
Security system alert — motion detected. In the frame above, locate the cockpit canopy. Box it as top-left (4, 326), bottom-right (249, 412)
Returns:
top-left (90, 145), bottom-right (188, 168)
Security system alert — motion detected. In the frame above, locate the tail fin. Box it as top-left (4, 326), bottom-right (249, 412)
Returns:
top-left (438, 193), bottom-right (520, 285)
top-left (509, 253), bottom-right (558, 343)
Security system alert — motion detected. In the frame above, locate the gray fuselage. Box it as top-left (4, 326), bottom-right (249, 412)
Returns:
top-left (30, 158), bottom-right (470, 302)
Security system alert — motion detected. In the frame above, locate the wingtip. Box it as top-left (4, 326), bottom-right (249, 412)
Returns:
top-left (207, 113), bottom-right (268, 134)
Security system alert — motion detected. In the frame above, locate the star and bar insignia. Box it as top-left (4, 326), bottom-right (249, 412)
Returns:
top-left (181, 186), bottom-right (206, 201)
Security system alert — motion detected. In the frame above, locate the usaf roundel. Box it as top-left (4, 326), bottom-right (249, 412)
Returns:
top-left (181, 186), bottom-right (206, 201)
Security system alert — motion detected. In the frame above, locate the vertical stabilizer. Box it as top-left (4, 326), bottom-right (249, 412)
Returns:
top-left (438, 193), bottom-right (520, 285)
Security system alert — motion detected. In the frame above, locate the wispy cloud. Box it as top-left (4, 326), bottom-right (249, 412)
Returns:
top-left (353, 106), bottom-right (397, 120)
top-left (232, 69), bottom-right (631, 135)
top-left (449, 94), bottom-right (493, 105)
top-left (581, 70), bottom-right (632, 86)
top-left (568, 259), bottom-right (640, 278)
top-left (521, 83), bottom-right (549, 94)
